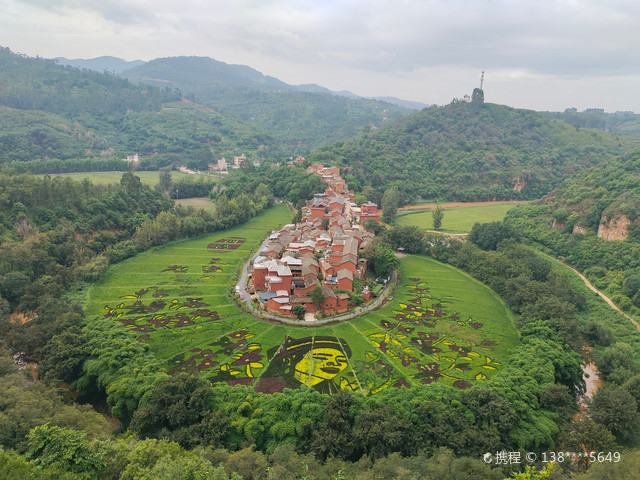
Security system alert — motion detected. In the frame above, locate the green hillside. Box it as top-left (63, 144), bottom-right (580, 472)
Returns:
top-left (123, 56), bottom-right (414, 151)
top-left (310, 99), bottom-right (640, 203)
top-left (0, 48), bottom-right (281, 170)
top-left (506, 150), bottom-right (640, 315)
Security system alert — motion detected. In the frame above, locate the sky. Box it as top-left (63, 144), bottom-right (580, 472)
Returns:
top-left (2, 0), bottom-right (640, 112)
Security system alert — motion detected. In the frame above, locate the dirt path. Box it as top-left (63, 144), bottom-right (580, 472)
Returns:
top-left (175, 197), bottom-right (213, 208)
top-left (424, 231), bottom-right (469, 240)
top-left (178, 166), bottom-right (198, 174)
top-left (539, 252), bottom-right (640, 331)
top-left (398, 200), bottom-right (529, 211)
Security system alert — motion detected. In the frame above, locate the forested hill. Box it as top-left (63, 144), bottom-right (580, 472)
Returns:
top-left (534, 150), bottom-right (640, 236)
top-left (544, 108), bottom-right (640, 133)
top-left (0, 48), bottom-right (281, 169)
top-left (505, 150), bottom-right (640, 316)
top-left (121, 56), bottom-right (414, 151)
top-left (309, 99), bottom-right (640, 203)
top-left (0, 47), bottom-right (177, 116)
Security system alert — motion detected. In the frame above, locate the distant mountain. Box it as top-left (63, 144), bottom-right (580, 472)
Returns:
top-left (0, 48), bottom-right (178, 117)
top-left (371, 97), bottom-right (429, 110)
top-left (122, 56), bottom-right (291, 93)
top-left (0, 47), bottom-right (281, 169)
top-left (54, 55), bottom-right (425, 108)
top-left (309, 98), bottom-right (640, 202)
top-left (54, 56), bottom-right (146, 74)
top-left (119, 56), bottom-right (415, 151)
top-left (543, 108), bottom-right (640, 134)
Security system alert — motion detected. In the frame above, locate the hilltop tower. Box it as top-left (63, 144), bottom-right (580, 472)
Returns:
top-left (472, 70), bottom-right (485, 104)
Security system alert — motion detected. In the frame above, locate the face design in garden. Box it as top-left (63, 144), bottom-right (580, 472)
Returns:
top-left (255, 336), bottom-right (353, 394)
top-left (294, 347), bottom-right (348, 386)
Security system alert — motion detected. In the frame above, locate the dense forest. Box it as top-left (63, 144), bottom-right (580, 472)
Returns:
top-left (121, 56), bottom-right (414, 152)
top-left (308, 100), bottom-right (640, 204)
top-left (0, 47), bottom-right (282, 169)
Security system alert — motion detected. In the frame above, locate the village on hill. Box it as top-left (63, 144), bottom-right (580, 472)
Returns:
top-left (246, 164), bottom-right (381, 318)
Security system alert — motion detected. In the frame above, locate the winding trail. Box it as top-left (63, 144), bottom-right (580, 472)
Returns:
top-left (539, 251), bottom-right (640, 332)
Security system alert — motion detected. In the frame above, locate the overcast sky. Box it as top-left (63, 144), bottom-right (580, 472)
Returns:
top-left (2, 0), bottom-right (640, 112)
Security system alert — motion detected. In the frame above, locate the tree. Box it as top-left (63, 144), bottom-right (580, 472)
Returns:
top-left (505, 464), bottom-right (554, 480)
top-left (369, 246), bottom-right (399, 279)
top-left (596, 342), bottom-right (638, 382)
top-left (120, 172), bottom-right (142, 194)
top-left (432, 204), bottom-right (444, 230)
top-left (292, 305), bottom-right (307, 320)
top-left (589, 387), bottom-right (640, 443)
top-left (622, 374), bottom-right (640, 407)
top-left (310, 287), bottom-right (325, 311)
top-left (224, 446), bottom-right (268, 480)
top-left (468, 221), bottom-right (515, 250)
top-left (38, 327), bottom-right (89, 384)
top-left (363, 219), bottom-right (386, 235)
top-left (253, 183), bottom-right (274, 208)
top-left (388, 225), bottom-right (424, 253)
top-left (312, 391), bottom-right (359, 461)
top-left (119, 438), bottom-right (231, 480)
top-left (557, 418), bottom-right (617, 470)
top-left (157, 167), bottom-right (173, 197)
top-left (352, 406), bottom-right (409, 459)
top-left (471, 88), bottom-right (485, 105)
top-left (354, 193), bottom-right (368, 205)
top-left (130, 373), bottom-right (214, 440)
top-left (26, 425), bottom-right (106, 480)
top-left (381, 187), bottom-right (400, 224)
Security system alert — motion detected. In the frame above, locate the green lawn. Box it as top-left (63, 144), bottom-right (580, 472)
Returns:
top-left (47, 170), bottom-right (217, 187)
top-left (85, 207), bottom-right (519, 395)
top-left (396, 203), bottom-right (521, 233)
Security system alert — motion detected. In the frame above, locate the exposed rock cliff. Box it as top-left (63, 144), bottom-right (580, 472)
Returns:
top-left (597, 215), bottom-right (632, 241)
top-left (512, 177), bottom-right (526, 192)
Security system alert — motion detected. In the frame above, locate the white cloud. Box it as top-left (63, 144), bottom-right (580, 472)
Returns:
top-left (2, 0), bottom-right (640, 111)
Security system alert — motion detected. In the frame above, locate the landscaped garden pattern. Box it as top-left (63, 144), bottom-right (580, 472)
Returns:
top-left (86, 206), bottom-right (519, 394)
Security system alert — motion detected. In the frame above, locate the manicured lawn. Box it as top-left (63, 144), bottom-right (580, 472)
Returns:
top-left (85, 208), bottom-right (519, 395)
top-left (396, 202), bottom-right (521, 233)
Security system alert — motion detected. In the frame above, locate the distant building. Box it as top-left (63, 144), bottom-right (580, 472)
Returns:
top-left (233, 155), bottom-right (246, 168)
top-left (360, 202), bottom-right (380, 224)
top-left (208, 158), bottom-right (228, 171)
top-left (123, 154), bottom-right (139, 163)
